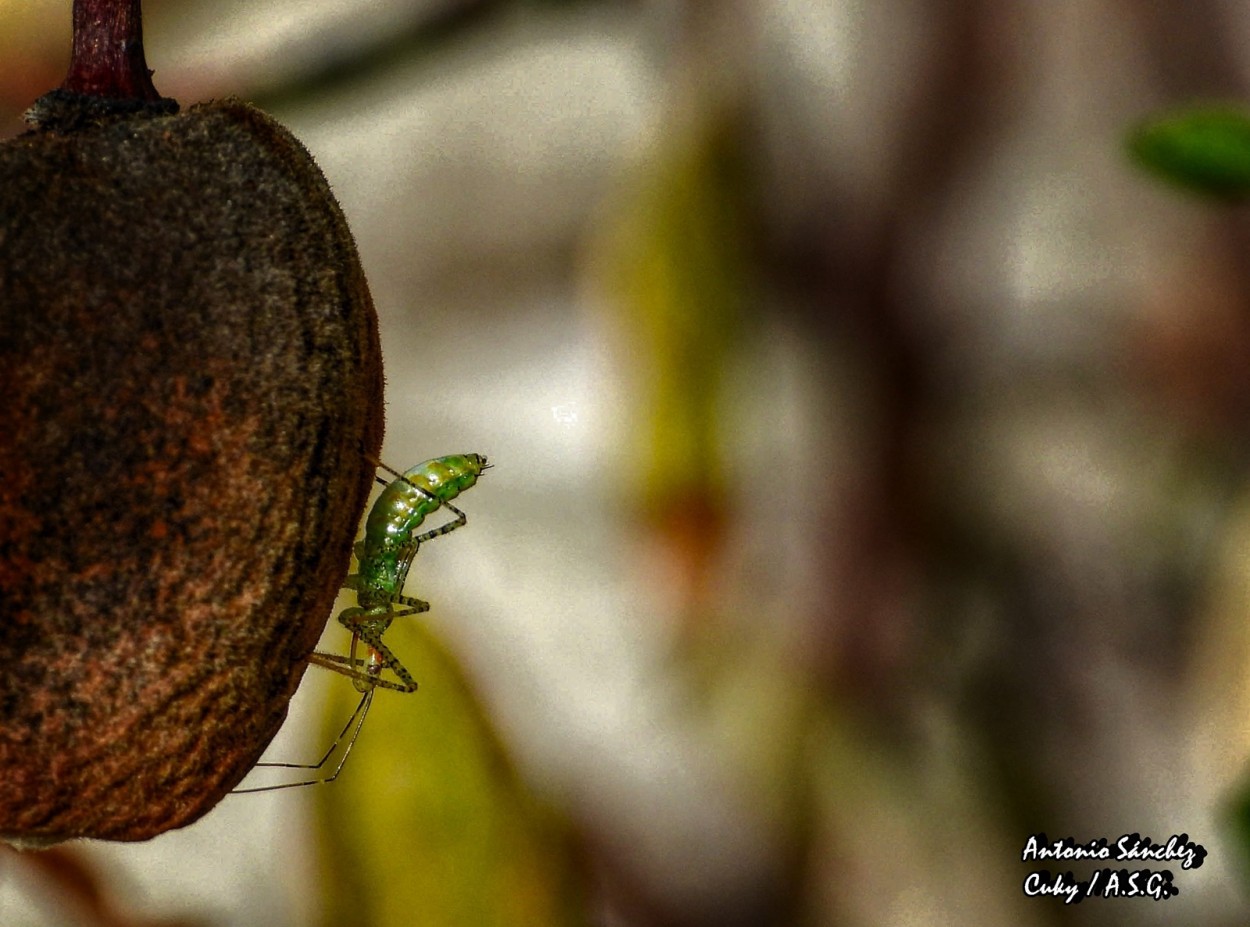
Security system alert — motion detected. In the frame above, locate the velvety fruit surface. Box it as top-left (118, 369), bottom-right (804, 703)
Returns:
top-left (0, 97), bottom-right (384, 842)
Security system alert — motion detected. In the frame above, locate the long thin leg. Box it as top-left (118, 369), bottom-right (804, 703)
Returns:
top-left (308, 607), bottom-right (420, 693)
top-left (307, 651), bottom-right (414, 692)
top-left (251, 688), bottom-right (370, 771)
top-left (391, 595), bottom-right (430, 613)
top-left (231, 688), bottom-right (374, 793)
top-left (412, 502), bottom-right (468, 544)
top-left (308, 596), bottom-right (425, 691)
top-left (353, 625), bottom-right (419, 692)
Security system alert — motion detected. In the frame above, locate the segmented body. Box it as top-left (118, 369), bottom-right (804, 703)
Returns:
top-left (312, 453), bottom-right (489, 693)
top-left (356, 454), bottom-right (489, 608)
top-left (236, 453), bottom-right (489, 793)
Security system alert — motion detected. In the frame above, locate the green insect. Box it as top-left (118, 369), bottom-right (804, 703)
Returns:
top-left (235, 453), bottom-right (490, 793)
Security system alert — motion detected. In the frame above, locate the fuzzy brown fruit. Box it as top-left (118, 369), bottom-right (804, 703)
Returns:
top-left (0, 93), bottom-right (384, 842)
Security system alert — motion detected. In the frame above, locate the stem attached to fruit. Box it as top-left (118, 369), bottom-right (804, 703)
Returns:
top-left (62, 0), bottom-right (161, 101)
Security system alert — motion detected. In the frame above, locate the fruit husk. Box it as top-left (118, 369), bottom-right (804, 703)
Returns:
top-left (0, 93), bottom-right (384, 842)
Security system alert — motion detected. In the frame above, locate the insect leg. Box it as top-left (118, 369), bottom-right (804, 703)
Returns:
top-left (411, 502), bottom-right (468, 545)
top-left (311, 605), bottom-right (421, 692)
top-left (352, 623), bottom-right (419, 693)
top-left (309, 635), bottom-right (372, 693)
top-left (388, 597), bottom-right (430, 614)
top-left (306, 650), bottom-right (366, 672)
top-left (305, 650), bottom-right (411, 692)
top-left (231, 687), bottom-right (374, 793)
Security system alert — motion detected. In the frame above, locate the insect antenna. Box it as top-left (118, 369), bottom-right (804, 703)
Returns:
top-left (365, 455), bottom-right (408, 482)
top-left (365, 455), bottom-right (444, 500)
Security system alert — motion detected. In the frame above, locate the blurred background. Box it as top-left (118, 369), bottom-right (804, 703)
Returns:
top-left (5, 0), bottom-right (1250, 924)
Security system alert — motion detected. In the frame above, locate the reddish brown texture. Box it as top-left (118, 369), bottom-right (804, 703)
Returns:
top-left (62, 0), bottom-right (162, 101)
top-left (0, 97), bottom-right (384, 842)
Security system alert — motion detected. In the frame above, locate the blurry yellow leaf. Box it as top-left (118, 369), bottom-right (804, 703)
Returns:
top-left (597, 105), bottom-right (753, 515)
top-left (314, 622), bottom-right (585, 927)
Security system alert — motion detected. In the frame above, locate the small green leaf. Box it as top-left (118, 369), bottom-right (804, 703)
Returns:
top-left (1128, 106), bottom-right (1250, 200)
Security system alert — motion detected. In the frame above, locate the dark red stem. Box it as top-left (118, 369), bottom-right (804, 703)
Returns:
top-left (61, 0), bottom-right (161, 100)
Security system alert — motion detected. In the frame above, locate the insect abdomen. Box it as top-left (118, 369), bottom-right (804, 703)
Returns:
top-left (357, 453), bottom-right (487, 570)
top-left (401, 454), bottom-right (486, 504)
